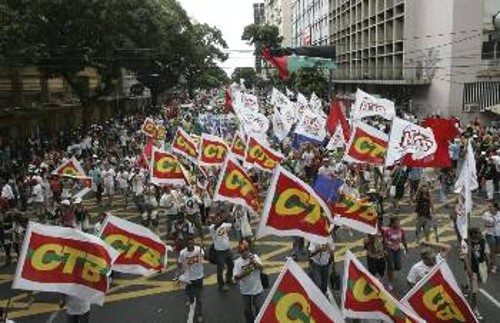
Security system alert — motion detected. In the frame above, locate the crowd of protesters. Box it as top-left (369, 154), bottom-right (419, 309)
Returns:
top-left (0, 89), bottom-right (499, 322)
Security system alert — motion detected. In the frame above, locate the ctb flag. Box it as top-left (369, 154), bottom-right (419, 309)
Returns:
top-left (401, 259), bottom-right (478, 323)
top-left (198, 133), bottom-right (228, 166)
top-left (341, 250), bottom-right (425, 322)
top-left (99, 215), bottom-right (170, 276)
top-left (171, 128), bottom-right (199, 164)
top-left (344, 121), bottom-right (388, 165)
top-left (12, 222), bottom-right (119, 305)
top-left (245, 137), bottom-right (284, 173)
top-left (213, 154), bottom-right (261, 215)
top-left (332, 194), bottom-right (378, 235)
top-left (52, 157), bottom-right (86, 178)
top-left (230, 132), bottom-right (247, 160)
top-left (255, 258), bottom-right (345, 322)
top-left (150, 147), bottom-right (187, 186)
top-left (257, 166), bottom-right (333, 244)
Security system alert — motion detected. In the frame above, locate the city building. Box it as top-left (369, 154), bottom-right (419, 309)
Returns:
top-left (253, 2), bottom-right (266, 73)
top-left (291, 0), bottom-right (330, 46)
top-left (328, 0), bottom-right (500, 120)
top-left (265, 0), bottom-right (293, 47)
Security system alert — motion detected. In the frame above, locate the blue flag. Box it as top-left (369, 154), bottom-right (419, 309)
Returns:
top-left (312, 175), bottom-right (343, 204)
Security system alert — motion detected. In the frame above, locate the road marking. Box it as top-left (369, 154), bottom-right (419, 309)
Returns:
top-left (480, 289), bottom-right (500, 308)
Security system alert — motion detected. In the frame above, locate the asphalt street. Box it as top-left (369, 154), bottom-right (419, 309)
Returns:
top-left (1, 191), bottom-right (499, 322)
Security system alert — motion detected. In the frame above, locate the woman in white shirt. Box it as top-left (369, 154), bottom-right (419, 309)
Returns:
top-left (483, 202), bottom-right (500, 273)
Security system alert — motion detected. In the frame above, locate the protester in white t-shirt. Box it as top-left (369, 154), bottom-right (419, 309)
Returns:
top-left (61, 294), bottom-right (91, 322)
top-left (101, 162), bottom-right (116, 207)
top-left (31, 178), bottom-right (45, 217)
top-left (308, 237), bottom-right (335, 295)
top-left (178, 236), bottom-right (205, 323)
top-left (407, 242), bottom-right (450, 287)
top-left (483, 202), bottom-right (500, 273)
top-left (209, 214), bottom-right (234, 292)
top-left (233, 240), bottom-right (264, 323)
top-left (116, 166), bottom-right (130, 207)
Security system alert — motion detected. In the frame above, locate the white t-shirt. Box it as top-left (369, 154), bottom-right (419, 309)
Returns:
top-left (116, 171), bottom-right (129, 189)
top-left (483, 211), bottom-right (500, 237)
top-left (1, 184), bottom-right (14, 200)
top-left (407, 253), bottom-right (444, 285)
top-left (66, 295), bottom-right (91, 315)
top-left (159, 193), bottom-right (178, 215)
top-left (130, 172), bottom-right (145, 195)
top-left (102, 168), bottom-right (116, 187)
top-left (233, 254), bottom-right (264, 295)
top-left (209, 223), bottom-right (232, 251)
top-left (184, 196), bottom-right (199, 215)
top-left (178, 246), bottom-right (205, 281)
top-left (309, 240), bottom-right (335, 266)
top-left (32, 184), bottom-right (44, 203)
top-left (302, 151), bottom-right (315, 167)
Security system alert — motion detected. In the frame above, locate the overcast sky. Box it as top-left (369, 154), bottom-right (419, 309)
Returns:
top-left (178, 0), bottom-right (257, 75)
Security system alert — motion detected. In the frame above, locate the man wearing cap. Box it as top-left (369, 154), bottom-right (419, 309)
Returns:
top-left (233, 240), bottom-right (264, 323)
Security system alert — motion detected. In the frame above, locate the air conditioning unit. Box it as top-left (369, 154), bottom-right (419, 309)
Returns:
top-left (463, 103), bottom-right (478, 112)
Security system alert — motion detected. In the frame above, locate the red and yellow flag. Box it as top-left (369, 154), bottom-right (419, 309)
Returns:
top-left (230, 133), bottom-right (246, 160)
top-left (99, 215), bottom-right (170, 276)
top-left (256, 258), bottom-right (344, 322)
top-left (52, 157), bottom-right (86, 178)
top-left (332, 194), bottom-right (378, 234)
top-left (198, 134), bottom-right (228, 166)
top-left (213, 154), bottom-right (261, 215)
top-left (401, 260), bottom-right (478, 323)
top-left (345, 122), bottom-right (388, 165)
top-left (150, 147), bottom-right (187, 185)
top-left (141, 117), bottom-right (158, 138)
top-left (257, 166), bottom-right (332, 244)
top-left (245, 137), bottom-right (284, 172)
top-left (342, 250), bottom-right (425, 323)
top-left (12, 222), bottom-right (119, 305)
top-left (171, 128), bottom-right (199, 164)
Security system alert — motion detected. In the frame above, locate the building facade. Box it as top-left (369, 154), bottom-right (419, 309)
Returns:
top-left (328, 0), bottom-right (500, 120)
top-left (264, 0), bottom-right (293, 47)
top-left (291, 0), bottom-right (330, 46)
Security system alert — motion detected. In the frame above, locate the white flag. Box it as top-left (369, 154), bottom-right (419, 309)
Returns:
top-left (272, 107), bottom-right (291, 141)
top-left (270, 88), bottom-right (290, 110)
top-left (454, 140), bottom-right (478, 240)
top-left (285, 87), bottom-right (294, 97)
top-left (326, 125), bottom-right (346, 150)
top-left (351, 89), bottom-right (396, 120)
top-left (280, 101), bottom-right (298, 125)
top-left (294, 108), bottom-right (327, 142)
top-left (386, 117), bottom-right (437, 166)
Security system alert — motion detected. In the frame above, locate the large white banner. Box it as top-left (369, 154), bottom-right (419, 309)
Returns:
top-left (351, 89), bottom-right (396, 120)
top-left (294, 108), bottom-right (327, 142)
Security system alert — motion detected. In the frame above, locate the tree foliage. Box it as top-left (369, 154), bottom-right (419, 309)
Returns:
top-left (231, 67), bottom-right (257, 89)
top-left (241, 24), bottom-right (283, 54)
top-left (295, 68), bottom-right (329, 98)
top-left (0, 0), bottom-right (229, 125)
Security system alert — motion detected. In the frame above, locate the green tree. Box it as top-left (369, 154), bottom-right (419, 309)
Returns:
top-left (231, 67), bottom-right (257, 89)
top-left (241, 24), bottom-right (283, 54)
top-left (295, 68), bottom-right (329, 98)
top-left (0, 0), bottom-right (229, 126)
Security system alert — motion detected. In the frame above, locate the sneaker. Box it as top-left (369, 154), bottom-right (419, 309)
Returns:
top-left (197, 315), bottom-right (204, 323)
top-left (218, 285), bottom-right (229, 292)
top-left (387, 284), bottom-right (394, 292)
top-left (474, 310), bottom-right (483, 320)
top-left (491, 266), bottom-right (497, 274)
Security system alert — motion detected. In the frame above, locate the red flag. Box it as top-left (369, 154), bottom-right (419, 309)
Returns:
top-left (150, 147), bottom-right (187, 185)
top-left (344, 122), bottom-right (388, 165)
top-left (245, 137), bottom-right (284, 173)
top-left (256, 258), bottom-right (345, 322)
top-left (261, 48), bottom-right (290, 81)
top-left (171, 128), bottom-right (199, 164)
top-left (332, 194), bottom-right (378, 234)
top-left (12, 222), bottom-right (119, 305)
top-left (230, 132), bottom-right (246, 160)
top-left (257, 166), bottom-right (332, 244)
top-left (99, 215), bottom-right (170, 276)
top-left (198, 134), bottom-right (228, 166)
top-left (326, 100), bottom-right (351, 140)
top-left (213, 154), bottom-right (261, 215)
top-left (401, 260), bottom-right (478, 323)
top-left (52, 157), bottom-right (86, 178)
top-left (342, 250), bottom-right (425, 323)
top-left (402, 118), bottom-right (459, 168)
top-left (224, 89), bottom-right (234, 113)
top-left (137, 137), bottom-right (155, 170)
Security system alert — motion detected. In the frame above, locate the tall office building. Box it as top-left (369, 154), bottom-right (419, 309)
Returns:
top-left (253, 3), bottom-right (266, 73)
top-left (291, 0), bottom-right (330, 47)
top-left (265, 0), bottom-right (293, 47)
top-left (328, 0), bottom-right (500, 119)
